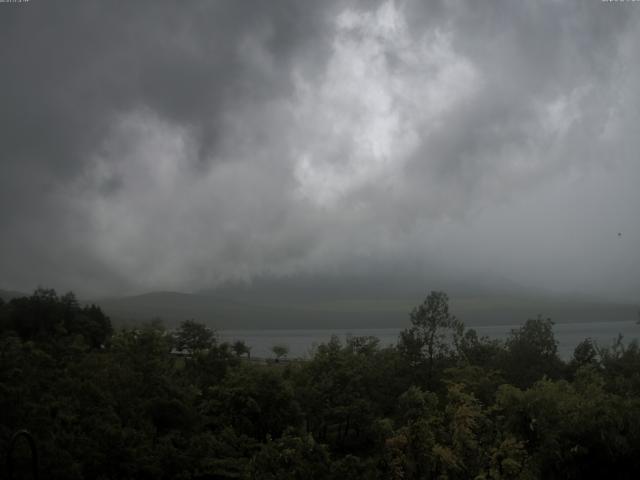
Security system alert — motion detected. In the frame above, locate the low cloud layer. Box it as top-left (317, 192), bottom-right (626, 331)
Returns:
top-left (1, 0), bottom-right (639, 300)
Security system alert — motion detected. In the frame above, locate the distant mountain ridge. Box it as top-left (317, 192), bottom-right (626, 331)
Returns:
top-left (0, 289), bottom-right (27, 301)
top-left (4, 282), bottom-right (637, 330)
top-left (92, 284), bottom-right (639, 330)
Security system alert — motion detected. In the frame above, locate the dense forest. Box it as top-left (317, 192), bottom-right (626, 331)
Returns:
top-left (2, 289), bottom-right (640, 479)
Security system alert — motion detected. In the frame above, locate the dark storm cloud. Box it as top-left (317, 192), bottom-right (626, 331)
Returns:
top-left (397, 0), bottom-right (634, 210)
top-left (0, 0), bottom-right (340, 292)
top-left (1, 0), bottom-right (333, 174)
top-left (1, 0), bottom-right (639, 299)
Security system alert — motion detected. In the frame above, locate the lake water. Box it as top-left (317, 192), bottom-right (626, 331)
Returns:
top-left (219, 320), bottom-right (640, 360)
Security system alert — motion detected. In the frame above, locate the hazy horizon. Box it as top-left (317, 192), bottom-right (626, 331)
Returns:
top-left (2, 1), bottom-right (640, 304)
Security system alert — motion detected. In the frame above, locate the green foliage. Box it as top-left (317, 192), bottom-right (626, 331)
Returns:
top-left (2, 288), bottom-right (112, 348)
top-left (598, 336), bottom-right (640, 395)
top-left (293, 335), bottom-right (405, 453)
top-left (501, 315), bottom-right (563, 388)
top-left (271, 344), bottom-right (289, 360)
top-left (398, 291), bottom-right (464, 388)
top-left (173, 319), bottom-right (217, 353)
top-left (206, 365), bottom-right (300, 440)
top-left (248, 433), bottom-right (330, 480)
top-left (232, 339), bottom-right (252, 359)
top-left (2, 289), bottom-right (640, 479)
top-left (455, 328), bottom-right (504, 368)
top-left (571, 337), bottom-right (598, 366)
top-left (494, 371), bottom-right (640, 478)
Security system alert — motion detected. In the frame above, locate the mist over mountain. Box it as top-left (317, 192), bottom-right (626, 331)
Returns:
top-left (1, 1), bottom-right (640, 302)
top-left (0, 289), bottom-right (26, 302)
top-left (92, 272), bottom-right (638, 330)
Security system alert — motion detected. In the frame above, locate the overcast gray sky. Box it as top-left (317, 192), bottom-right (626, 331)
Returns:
top-left (1, 0), bottom-right (639, 300)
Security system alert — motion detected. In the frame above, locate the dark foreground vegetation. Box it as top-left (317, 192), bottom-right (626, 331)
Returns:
top-left (2, 289), bottom-right (640, 479)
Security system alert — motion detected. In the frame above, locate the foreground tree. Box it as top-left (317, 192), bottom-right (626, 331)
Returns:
top-left (272, 344), bottom-right (289, 361)
top-left (232, 339), bottom-right (252, 360)
top-left (501, 315), bottom-right (563, 388)
top-left (1, 288), bottom-right (111, 348)
top-left (399, 291), bottom-right (463, 387)
top-left (248, 433), bottom-right (330, 480)
top-left (173, 319), bottom-right (216, 353)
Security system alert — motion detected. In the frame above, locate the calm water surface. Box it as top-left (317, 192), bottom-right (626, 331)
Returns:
top-left (220, 321), bottom-right (640, 359)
